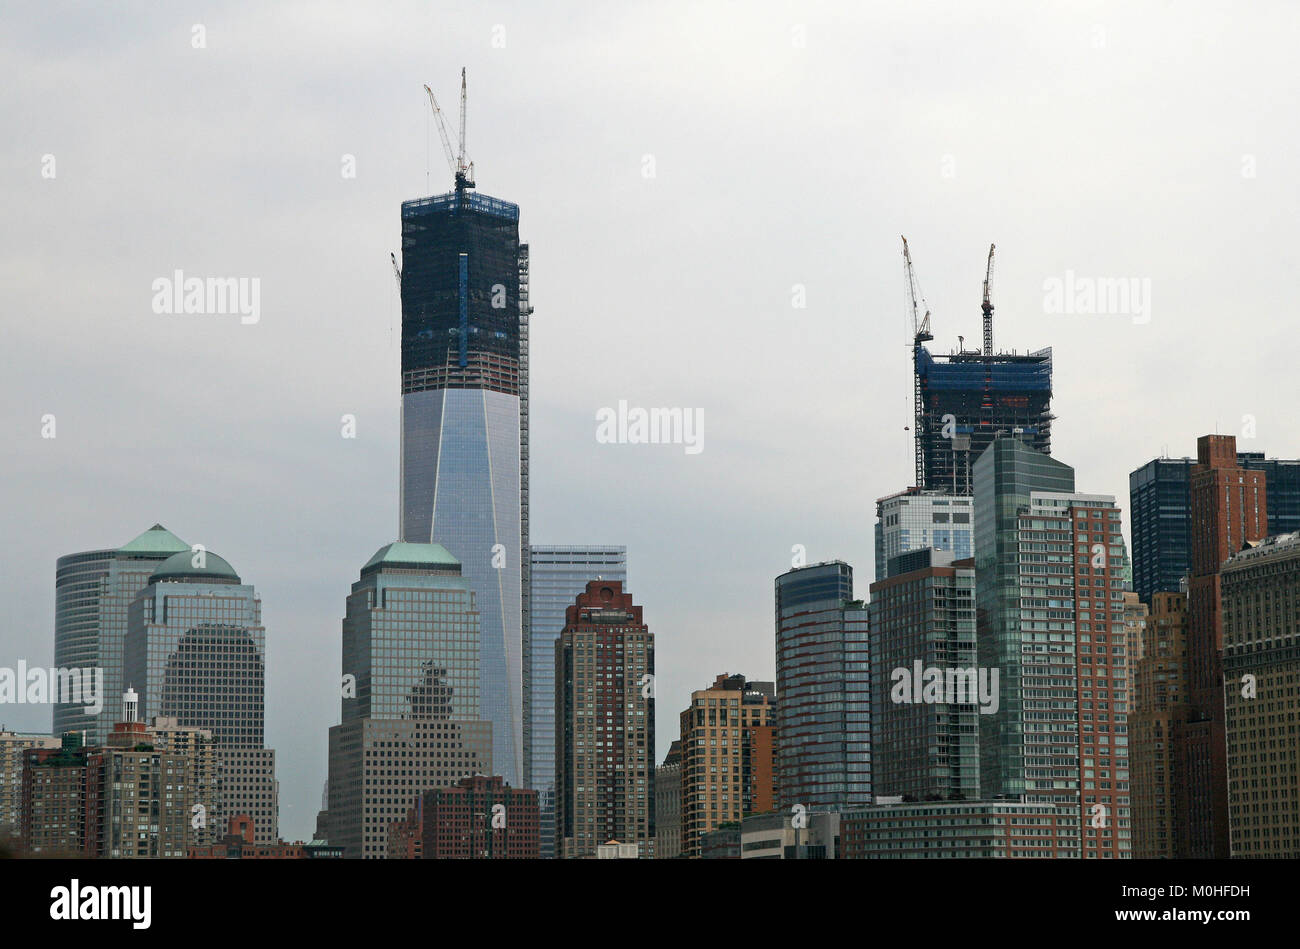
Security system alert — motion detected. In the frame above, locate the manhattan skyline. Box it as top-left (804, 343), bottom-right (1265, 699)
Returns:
top-left (5, 1), bottom-right (1300, 843)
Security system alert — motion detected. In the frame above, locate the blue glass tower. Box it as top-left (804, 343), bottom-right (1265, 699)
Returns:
top-left (773, 561), bottom-right (872, 809)
top-left (398, 182), bottom-right (531, 787)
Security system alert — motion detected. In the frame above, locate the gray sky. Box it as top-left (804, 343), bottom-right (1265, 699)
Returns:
top-left (4, 1), bottom-right (1299, 840)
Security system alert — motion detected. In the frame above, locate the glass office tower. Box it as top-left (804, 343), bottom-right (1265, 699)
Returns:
top-left (325, 542), bottom-right (493, 858)
top-left (773, 561), bottom-right (872, 809)
top-left (527, 545), bottom-right (627, 857)
top-left (398, 184), bottom-right (531, 786)
top-left (124, 550), bottom-right (265, 747)
top-left (123, 548), bottom-right (279, 843)
top-left (54, 524), bottom-right (192, 742)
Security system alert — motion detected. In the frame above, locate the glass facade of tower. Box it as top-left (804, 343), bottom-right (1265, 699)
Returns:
top-left (874, 488), bottom-right (974, 581)
top-left (1129, 458), bottom-right (1193, 604)
top-left (527, 545), bottom-right (627, 858)
top-left (974, 437), bottom-right (1075, 802)
top-left (399, 187), bottom-right (528, 787)
top-left (340, 544), bottom-right (481, 724)
top-left (124, 553), bottom-right (264, 748)
top-left (123, 548), bottom-right (279, 843)
top-left (54, 524), bottom-right (192, 742)
top-left (774, 561), bottom-right (871, 809)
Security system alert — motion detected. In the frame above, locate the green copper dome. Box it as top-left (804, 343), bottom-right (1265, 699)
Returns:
top-left (363, 541), bottom-right (460, 571)
top-left (118, 524), bottom-right (190, 557)
top-left (150, 549), bottom-right (241, 584)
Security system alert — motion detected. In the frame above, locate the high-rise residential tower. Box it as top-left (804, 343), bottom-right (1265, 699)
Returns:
top-left (54, 524), bottom-right (191, 742)
top-left (0, 731), bottom-right (60, 839)
top-left (554, 580), bottom-right (655, 858)
top-left (123, 548), bottom-right (278, 843)
top-left (21, 693), bottom-right (215, 858)
top-left (325, 542), bottom-right (493, 858)
top-left (678, 674), bottom-right (777, 858)
top-left (774, 561), bottom-right (871, 810)
top-left (974, 435), bottom-right (1130, 858)
top-left (398, 168), bottom-right (532, 787)
top-left (526, 546), bottom-right (626, 857)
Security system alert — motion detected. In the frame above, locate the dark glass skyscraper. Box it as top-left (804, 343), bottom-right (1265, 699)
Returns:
top-left (1129, 458), bottom-right (1193, 604)
top-left (398, 183), bottom-right (531, 787)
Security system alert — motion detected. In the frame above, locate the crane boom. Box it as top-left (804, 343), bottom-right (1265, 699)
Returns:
top-left (902, 236), bottom-right (932, 341)
top-left (982, 243), bottom-right (995, 356)
top-left (904, 236), bottom-right (934, 489)
top-left (423, 84), bottom-right (458, 179)
top-left (391, 252), bottom-right (402, 287)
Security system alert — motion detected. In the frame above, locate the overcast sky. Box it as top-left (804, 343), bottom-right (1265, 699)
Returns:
top-left (4, 1), bottom-right (1299, 840)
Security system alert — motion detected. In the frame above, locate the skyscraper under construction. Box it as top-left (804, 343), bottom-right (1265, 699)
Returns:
top-left (398, 72), bottom-right (531, 786)
top-left (915, 346), bottom-right (1054, 494)
top-left (903, 239), bottom-right (1054, 495)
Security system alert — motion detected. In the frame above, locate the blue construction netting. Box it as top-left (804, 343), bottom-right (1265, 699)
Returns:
top-left (917, 348), bottom-right (1051, 391)
top-left (402, 190), bottom-right (520, 221)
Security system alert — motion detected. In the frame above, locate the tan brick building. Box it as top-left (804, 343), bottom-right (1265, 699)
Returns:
top-left (679, 673), bottom-right (777, 858)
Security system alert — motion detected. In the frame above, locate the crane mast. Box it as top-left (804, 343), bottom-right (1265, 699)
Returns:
top-left (982, 243), bottom-right (995, 356)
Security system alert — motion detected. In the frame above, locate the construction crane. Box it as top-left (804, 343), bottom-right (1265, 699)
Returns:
top-left (981, 243), bottom-right (995, 356)
top-left (390, 252), bottom-right (401, 287)
top-left (422, 70), bottom-right (475, 193)
top-left (458, 68), bottom-right (469, 185)
top-left (903, 236), bottom-right (933, 489)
